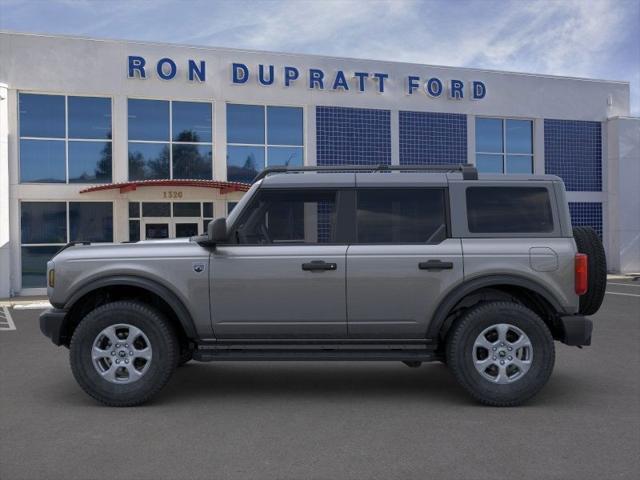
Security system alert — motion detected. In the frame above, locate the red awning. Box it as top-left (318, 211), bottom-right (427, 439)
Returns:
top-left (79, 179), bottom-right (251, 194)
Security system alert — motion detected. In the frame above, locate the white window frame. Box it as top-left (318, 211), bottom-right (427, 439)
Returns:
top-left (128, 201), bottom-right (214, 241)
top-left (475, 116), bottom-right (534, 174)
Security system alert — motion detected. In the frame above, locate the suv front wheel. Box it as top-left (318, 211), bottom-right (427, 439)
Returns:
top-left (70, 301), bottom-right (179, 407)
top-left (446, 301), bottom-right (555, 407)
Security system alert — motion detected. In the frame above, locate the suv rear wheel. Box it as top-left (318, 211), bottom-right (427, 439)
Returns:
top-left (446, 301), bottom-right (555, 407)
top-left (70, 301), bottom-right (179, 407)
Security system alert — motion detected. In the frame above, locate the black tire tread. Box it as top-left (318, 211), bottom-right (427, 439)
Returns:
top-left (69, 300), bottom-right (178, 407)
top-left (573, 226), bottom-right (607, 315)
top-left (446, 301), bottom-right (555, 407)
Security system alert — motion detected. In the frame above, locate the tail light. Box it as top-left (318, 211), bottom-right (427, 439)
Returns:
top-left (575, 253), bottom-right (588, 295)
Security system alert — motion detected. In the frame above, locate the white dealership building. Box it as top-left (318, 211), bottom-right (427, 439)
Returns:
top-left (0, 31), bottom-right (638, 297)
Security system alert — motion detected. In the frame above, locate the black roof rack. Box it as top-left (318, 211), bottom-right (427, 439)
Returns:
top-left (252, 164), bottom-right (478, 183)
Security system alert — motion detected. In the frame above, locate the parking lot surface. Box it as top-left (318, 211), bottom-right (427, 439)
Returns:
top-left (1, 279), bottom-right (639, 480)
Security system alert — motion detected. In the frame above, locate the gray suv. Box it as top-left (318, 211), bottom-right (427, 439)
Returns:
top-left (40, 165), bottom-right (606, 407)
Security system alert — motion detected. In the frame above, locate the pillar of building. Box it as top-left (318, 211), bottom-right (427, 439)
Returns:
top-left (0, 83), bottom-right (10, 297)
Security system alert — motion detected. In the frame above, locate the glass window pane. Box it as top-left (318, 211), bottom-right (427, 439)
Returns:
top-left (19, 93), bottom-right (65, 138)
top-left (227, 145), bottom-right (265, 183)
top-left (69, 202), bottom-right (113, 242)
top-left (203, 202), bottom-right (213, 218)
top-left (173, 203), bottom-right (201, 217)
top-left (506, 155), bottom-right (533, 174)
top-left (267, 106), bottom-right (303, 145)
top-left (142, 202), bottom-right (171, 217)
top-left (128, 142), bottom-right (170, 180)
top-left (476, 154), bottom-right (504, 173)
top-left (21, 246), bottom-right (61, 288)
top-left (234, 190), bottom-right (337, 244)
top-left (466, 187), bottom-right (554, 233)
top-left (21, 202), bottom-right (67, 244)
top-left (20, 139), bottom-right (66, 183)
top-left (128, 99), bottom-right (169, 141)
top-left (129, 220), bottom-right (140, 242)
top-left (227, 104), bottom-right (264, 144)
top-left (227, 202), bottom-right (238, 215)
top-left (506, 120), bottom-right (532, 154)
top-left (172, 101), bottom-right (212, 143)
top-left (68, 96), bottom-right (112, 139)
top-left (68, 141), bottom-right (112, 183)
top-left (267, 146), bottom-right (304, 167)
top-left (475, 118), bottom-right (503, 153)
top-left (129, 202), bottom-right (140, 218)
top-left (172, 144), bottom-right (212, 180)
top-left (175, 223), bottom-right (199, 237)
top-left (357, 189), bottom-right (447, 243)
top-left (203, 220), bottom-right (211, 233)
top-left (145, 223), bottom-right (169, 239)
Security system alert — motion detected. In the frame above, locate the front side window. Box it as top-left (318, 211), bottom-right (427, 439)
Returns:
top-left (356, 189), bottom-right (447, 244)
top-left (476, 118), bottom-right (533, 174)
top-left (227, 104), bottom-right (304, 183)
top-left (19, 93), bottom-right (112, 183)
top-left (128, 99), bottom-right (213, 180)
top-left (232, 190), bottom-right (336, 244)
top-left (466, 187), bottom-right (554, 233)
top-left (20, 202), bottom-right (113, 288)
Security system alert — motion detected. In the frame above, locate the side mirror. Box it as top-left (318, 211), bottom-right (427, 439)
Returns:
top-left (207, 217), bottom-right (227, 244)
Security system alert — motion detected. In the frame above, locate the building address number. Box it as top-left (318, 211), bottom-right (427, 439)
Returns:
top-left (163, 191), bottom-right (183, 199)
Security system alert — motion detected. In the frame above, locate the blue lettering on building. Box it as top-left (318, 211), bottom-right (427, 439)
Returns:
top-left (127, 56), bottom-right (487, 100)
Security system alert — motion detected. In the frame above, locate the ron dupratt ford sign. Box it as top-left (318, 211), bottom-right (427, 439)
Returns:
top-left (127, 55), bottom-right (487, 100)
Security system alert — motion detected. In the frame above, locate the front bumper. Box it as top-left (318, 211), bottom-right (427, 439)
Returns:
top-left (39, 308), bottom-right (68, 346)
top-left (558, 315), bottom-right (593, 346)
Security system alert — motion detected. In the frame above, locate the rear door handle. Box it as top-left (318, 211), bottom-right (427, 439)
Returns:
top-left (419, 260), bottom-right (454, 271)
top-left (302, 260), bottom-right (338, 272)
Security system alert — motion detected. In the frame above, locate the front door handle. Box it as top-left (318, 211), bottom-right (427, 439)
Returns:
top-left (419, 260), bottom-right (454, 271)
top-left (302, 260), bottom-right (337, 272)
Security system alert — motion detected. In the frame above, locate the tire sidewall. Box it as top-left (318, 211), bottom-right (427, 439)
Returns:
top-left (70, 302), bottom-right (177, 406)
top-left (447, 303), bottom-right (555, 405)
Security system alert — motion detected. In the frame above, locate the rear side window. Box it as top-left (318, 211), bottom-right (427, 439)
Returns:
top-left (466, 187), bottom-right (554, 233)
top-left (356, 188), bottom-right (447, 243)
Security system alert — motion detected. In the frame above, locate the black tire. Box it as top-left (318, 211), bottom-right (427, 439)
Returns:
top-left (70, 301), bottom-right (179, 407)
top-left (573, 226), bottom-right (607, 315)
top-left (446, 301), bottom-right (555, 407)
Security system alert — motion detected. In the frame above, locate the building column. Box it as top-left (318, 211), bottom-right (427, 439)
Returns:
top-left (390, 109), bottom-right (399, 165)
top-left (533, 118), bottom-right (545, 174)
top-left (0, 84), bottom-right (9, 297)
top-left (606, 117), bottom-right (640, 273)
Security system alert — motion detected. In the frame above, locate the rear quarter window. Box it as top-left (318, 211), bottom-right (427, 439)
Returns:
top-left (466, 186), bottom-right (554, 233)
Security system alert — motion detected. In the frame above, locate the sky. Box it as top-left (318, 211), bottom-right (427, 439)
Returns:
top-left (1, 0), bottom-right (639, 114)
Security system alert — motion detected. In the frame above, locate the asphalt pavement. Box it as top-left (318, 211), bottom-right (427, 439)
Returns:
top-left (1, 279), bottom-right (639, 480)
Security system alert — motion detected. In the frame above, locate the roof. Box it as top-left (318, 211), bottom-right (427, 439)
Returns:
top-left (78, 179), bottom-right (251, 194)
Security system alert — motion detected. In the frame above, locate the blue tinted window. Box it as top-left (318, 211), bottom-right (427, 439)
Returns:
top-left (227, 145), bottom-right (265, 183)
top-left (128, 142), bottom-right (170, 180)
top-left (68, 141), bottom-right (112, 183)
top-left (129, 220), bottom-right (140, 242)
top-left (227, 104), bottom-right (264, 144)
top-left (21, 246), bottom-right (61, 288)
top-left (227, 202), bottom-right (238, 214)
top-left (476, 118), bottom-right (503, 153)
top-left (128, 99), bottom-right (169, 141)
top-left (129, 202), bottom-right (140, 218)
top-left (173, 102), bottom-right (212, 143)
top-left (267, 146), bottom-right (303, 167)
top-left (506, 120), bottom-right (532, 154)
top-left (267, 106), bottom-right (303, 145)
top-left (203, 202), bottom-right (213, 218)
top-left (21, 202), bottom-right (67, 244)
top-left (69, 202), bottom-right (113, 242)
top-left (19, 94), bottom-right (65, 138)
top-left (476, 154), bottom-right (503, 173)
top-left (172, 144), bottom-right (212, 179)
top-left (68, 96), bottom-right (112, 139)
top-left (20, 140), bottom-right (66, 183)
top-left (506, 155), bottom-right (532, 173)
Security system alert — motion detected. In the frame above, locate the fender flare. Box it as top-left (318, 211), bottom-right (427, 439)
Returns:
top-left (426, 274), bottom-right (566, 339)
top-left (62, 275), bottom-right (198, 339)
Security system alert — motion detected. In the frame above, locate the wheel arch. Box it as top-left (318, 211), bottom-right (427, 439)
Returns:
top-left (58, 275), bottom-right (197, 347)
top-left (428, 275), bottom-right (566, 342)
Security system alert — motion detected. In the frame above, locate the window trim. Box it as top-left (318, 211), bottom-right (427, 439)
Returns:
top-left (225, 103), bottom-right (306, 179)
top-left (128, 201), bottom-right (214, 241)
top-left (475, 116), bottom-right (534, 174)
top-left (127, 98), bottom-right (214, 180)
top-left (18, 92), bottom-right (114, 184)
top-left (353, 187), bottom-right (450, 245)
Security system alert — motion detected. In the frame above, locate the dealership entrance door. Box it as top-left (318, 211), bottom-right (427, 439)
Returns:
top-left (142, 217), bottom-right (202, 239)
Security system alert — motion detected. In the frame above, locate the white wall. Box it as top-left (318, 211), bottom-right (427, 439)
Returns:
top-left (0, 83), bottom-right (10, 298)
